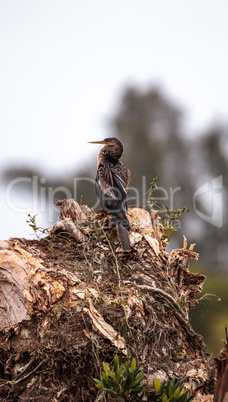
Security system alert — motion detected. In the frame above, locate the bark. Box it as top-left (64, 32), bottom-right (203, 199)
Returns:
top-left (0, 200), bottom-right (215, 401)
top-left (214, 326), bottom-right (228, 402)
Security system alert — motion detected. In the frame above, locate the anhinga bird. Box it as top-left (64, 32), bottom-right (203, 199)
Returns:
top-left (88, 137), bottom-right (131, 251)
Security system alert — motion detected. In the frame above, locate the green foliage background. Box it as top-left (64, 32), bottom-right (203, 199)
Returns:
top-left (190, 262), bottom-right (228, 356)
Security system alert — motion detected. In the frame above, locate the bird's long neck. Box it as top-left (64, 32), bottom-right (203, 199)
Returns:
top-left (97, 148), bottom-right (120, 167)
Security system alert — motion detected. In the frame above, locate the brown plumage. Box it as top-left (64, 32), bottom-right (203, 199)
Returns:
top-left (88, 137), bottom-right (131, 251)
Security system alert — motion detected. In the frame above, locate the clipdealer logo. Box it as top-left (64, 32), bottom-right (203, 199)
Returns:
top-left (193, 175), bottom-right (223, 228)
top-left (5, 175), bottom-right (223, 228)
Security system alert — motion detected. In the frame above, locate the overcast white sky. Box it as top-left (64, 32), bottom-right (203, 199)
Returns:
top-left (1, 0), bottom-right (228, 239)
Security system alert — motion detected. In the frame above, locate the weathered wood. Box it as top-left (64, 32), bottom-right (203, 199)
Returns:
top-left (0, 201), bottom-right (214, 400)
top-left (214, 326), bottom-right (228, 402)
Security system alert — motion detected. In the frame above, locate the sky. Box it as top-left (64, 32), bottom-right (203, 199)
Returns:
top-left (1, 0), bottom-right (228, 239)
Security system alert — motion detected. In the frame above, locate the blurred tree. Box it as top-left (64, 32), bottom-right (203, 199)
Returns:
top-left (111, 87), bottom-right (192, 197)
top-left (3, 165), bottom-right (97, 227)
top-left (193, 127), bottom-right (228, 266)
top-left (190, 261), bottom-right (228, 356)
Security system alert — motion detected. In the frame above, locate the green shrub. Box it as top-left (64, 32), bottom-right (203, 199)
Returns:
top-left (153, 378), bottom-right (193, 402)
top-left (94, 354), bottom-right (146, 400)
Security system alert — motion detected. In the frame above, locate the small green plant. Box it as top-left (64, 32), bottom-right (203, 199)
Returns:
top-left (153, 378), bottom-right (193, 402)
top-left (26, 213), bottom-right (51, 237)
top-left (94, 354), bottom-right (146, 400)
top-left (146, 177), bottom-right (189, 244)
top-left (177, 295), bottom-right (188, 310)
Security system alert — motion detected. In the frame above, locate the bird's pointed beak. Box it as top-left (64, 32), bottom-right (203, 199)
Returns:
top-left (88, 140), bottom-right (109, 144)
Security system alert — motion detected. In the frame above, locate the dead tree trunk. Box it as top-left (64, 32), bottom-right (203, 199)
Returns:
top-left (0, 201), bottom-right (214, 400)
top-left (214, 326), bottom-right (228, 402)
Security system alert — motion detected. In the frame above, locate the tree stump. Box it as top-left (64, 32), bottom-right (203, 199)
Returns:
top-left (0, 201), bottom-right (215, 400)
top-left (214, 326), bottom-right (228, 402)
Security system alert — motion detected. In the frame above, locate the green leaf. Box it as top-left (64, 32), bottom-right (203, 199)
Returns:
top-left (130, 383), bottom-right (146, 394)
top-left (113, 354), bottom-right (119, 372)
top-left (101, 373), bottom-right (110, 388)
top-left (153, 378), bottom-right (161, 392)
top-left (128, 372), bottom-right (144, 389)
top-left (130, 357), bottom-right (136, 372)
top-left (103, 362), bottom-right (112, 377)
top-left (134, 366), bottom-right (144, 376)
top-left (94, 379), bottom-right (103, 387)
top-left (162, 394), bottom-right (168, 402)
top-left (168, 379), bottom-right (175, 396)
top-left (115, 367), bottom-right (121, 383)
top-left (175, 389), bottom-right (192, 402)
top-left (170, 378), bottom-right (176, 386)
top-left (123, 371), bottom-right (134, 392)
top-left (173, 387), bottom-right (181, 398)
top-left (159, 381), bottom-right (166, 395)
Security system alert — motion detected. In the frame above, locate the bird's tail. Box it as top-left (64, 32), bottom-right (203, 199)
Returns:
top-left (114, 213), bottom-right (131, 252)
top-left (117, 223), bottom-right (131, 251)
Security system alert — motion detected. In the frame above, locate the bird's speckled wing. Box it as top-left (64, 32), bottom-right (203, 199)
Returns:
top-left (95, 160), bottom-right (130, 214)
